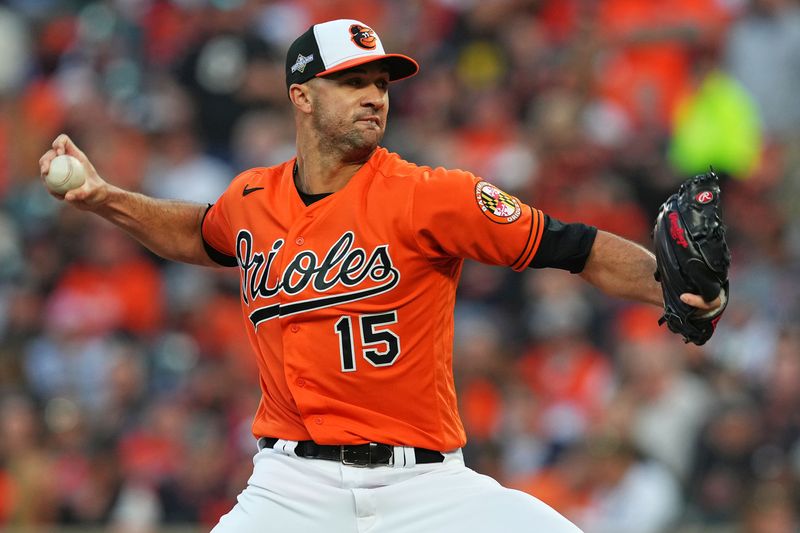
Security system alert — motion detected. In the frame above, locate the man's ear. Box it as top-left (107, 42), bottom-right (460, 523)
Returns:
top-left (289, 83), bottom-right (313, 114)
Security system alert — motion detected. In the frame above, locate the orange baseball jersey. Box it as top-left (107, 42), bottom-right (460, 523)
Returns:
top-left (201, 147), bottom-right (544, 451)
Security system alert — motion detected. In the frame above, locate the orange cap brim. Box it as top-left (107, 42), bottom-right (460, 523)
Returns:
top-left (316, 54), bottom-right (419, 82)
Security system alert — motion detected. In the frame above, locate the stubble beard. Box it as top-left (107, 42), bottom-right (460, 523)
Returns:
top-left (312, 105), bottom-right (384, 163)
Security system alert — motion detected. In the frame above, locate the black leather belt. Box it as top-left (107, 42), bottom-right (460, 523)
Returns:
top-left (259, 437), bottom-right (444, 467)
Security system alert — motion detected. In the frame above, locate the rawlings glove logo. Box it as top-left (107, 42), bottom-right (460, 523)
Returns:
top-left (695, 191), bottom-right (714, 204)
top-left (668, 212), bottom-right (689, 248)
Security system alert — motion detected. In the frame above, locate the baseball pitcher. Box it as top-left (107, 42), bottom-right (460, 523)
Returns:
top-left (39, 19), bottom-right (725, 533)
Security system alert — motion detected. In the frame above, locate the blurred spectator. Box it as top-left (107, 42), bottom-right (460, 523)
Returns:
top-left (454, 308), bottom-right (507, 471)
top-left (230, 109), bottom-right (296, 171)
top-left (759, 328), bottom-right (800, 450)
top-left (573, 433), bottom-right (683, 533)
top-left (173, 3), bottom-right (284, 158)
top-left (0, 395), bottom-right (59, 526)
top-left (516, 330), bottom-right (612, 450)
top-left (509, 442), bottom-right (593, 524)
top-left (725, 0), bottom-right (800, 139)
top-left (142, 123), bottom-right (232, 204)
top-left (0, 6), bottom-right (30, 96)
top-left (668, 68), bottom-right (762, 178)
top-left (156, 427), bottom-right (232, 526)
top-left (741, 482), bottom-right (799, 533)
top-left (615, 334), bottom-right (716, 481)
top-left (687, 399), bottom-right (766, 523)
top-left (594, 0), bottom-right (732, 130)
top-left (44, 220), bottom-right (163, 336)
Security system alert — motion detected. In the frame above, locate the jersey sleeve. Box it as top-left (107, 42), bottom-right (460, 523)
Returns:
top-left (410, 167), bottom-right (544, 271)
top-left (200, 176), bottom-right (246, 268)
top-left (201, 203), bottom-right (237, 267)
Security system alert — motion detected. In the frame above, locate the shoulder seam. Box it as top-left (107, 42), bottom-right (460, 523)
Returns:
top-left (408, 169), bottom-right (452, 268)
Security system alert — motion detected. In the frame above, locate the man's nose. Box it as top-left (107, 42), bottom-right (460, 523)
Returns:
top-left (361, 87), bottom-right (386, 109)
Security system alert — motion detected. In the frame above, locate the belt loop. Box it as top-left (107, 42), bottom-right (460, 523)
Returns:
top-left (442, 448), bottom-right (463, 464)
top-left (277, 439), bottom-right (298, 456)
top-left (391, 446), bottom-right (416, 468)
top-left (258, 438), bottom-right (299, 457)
top-left (403, 446), bottom-right (417, 468)
top-left (392, 446), bottom-right (405, 467)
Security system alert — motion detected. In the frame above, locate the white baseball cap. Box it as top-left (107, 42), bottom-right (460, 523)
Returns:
top-left (285, 19), bottom-right (419, 91)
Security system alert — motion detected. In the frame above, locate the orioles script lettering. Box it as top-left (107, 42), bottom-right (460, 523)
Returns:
top-left (235, 230), bottom-right (400, 328)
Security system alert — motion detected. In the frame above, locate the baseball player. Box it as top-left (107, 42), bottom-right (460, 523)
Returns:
top-left (39, 19), bottom-right (722, 533)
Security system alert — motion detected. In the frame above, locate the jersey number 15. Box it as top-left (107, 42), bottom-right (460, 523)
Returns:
top-left (334, 311), bottom-right (401, 372)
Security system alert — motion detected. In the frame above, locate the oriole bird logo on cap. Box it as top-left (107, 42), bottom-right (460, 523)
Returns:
top-left (350, 24), bottom-right (377, 50)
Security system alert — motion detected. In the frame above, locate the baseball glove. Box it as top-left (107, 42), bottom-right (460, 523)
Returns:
top-left (653, 170), bottom-right (731, 345)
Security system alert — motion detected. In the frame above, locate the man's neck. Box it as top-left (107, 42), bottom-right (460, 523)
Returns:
top-left (294, 138), bottom-right (375, 194)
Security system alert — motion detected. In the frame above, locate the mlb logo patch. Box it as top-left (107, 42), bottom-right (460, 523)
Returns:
top-left (291, 53), bottom-right (315, 74)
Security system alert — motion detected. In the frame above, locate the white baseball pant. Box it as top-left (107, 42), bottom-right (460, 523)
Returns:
top-left (211, 439), bottom-right (582, 533)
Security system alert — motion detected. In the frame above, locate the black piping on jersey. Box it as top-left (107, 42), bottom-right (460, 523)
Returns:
top-left (510, 205), bottom-right (535, 269)
top-left (248, 271), bottom-right (400, 329)
top-left (511, 206), bottom-right (544, 271)
top-left (201, 204), bottom-right (238, 267)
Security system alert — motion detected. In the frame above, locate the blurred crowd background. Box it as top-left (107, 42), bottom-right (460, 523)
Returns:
top-left (1, 0), bottom-right (800, 532)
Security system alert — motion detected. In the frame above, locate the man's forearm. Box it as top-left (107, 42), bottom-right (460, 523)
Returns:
top-left (579, 230), bottom-right (662, 306)
top-left (95, 185), bottom-right (216, 266)
top-left (40, 134), bottom-right (219, 267)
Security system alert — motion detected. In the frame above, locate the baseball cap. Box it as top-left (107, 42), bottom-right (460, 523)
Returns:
top-left (285, 19), bottom-right (419, 91)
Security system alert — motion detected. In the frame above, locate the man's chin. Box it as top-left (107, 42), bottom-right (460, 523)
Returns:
top-left (343, 132), bottom-right (382, 161)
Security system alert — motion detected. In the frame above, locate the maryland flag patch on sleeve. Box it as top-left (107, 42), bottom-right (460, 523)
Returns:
top-left (474, 181), bottom-right (522, 224)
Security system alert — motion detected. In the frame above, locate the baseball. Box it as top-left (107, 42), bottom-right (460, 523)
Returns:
top-left (45, 154), bottom-right (86, 194)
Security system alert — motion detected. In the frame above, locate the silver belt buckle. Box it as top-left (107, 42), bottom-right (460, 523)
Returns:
top-left (340, 443), bottom-right (394, 467)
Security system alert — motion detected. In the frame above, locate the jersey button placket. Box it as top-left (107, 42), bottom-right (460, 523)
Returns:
top-left (295, 237), bottom-right (304, 245)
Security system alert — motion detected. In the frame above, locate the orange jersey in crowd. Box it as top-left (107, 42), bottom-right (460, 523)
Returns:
top-left (202, 147), bottom-right (544, 451)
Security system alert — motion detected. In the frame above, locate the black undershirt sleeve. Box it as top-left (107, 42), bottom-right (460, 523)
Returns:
top-left (529, 215), bottom-right (598, 273)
